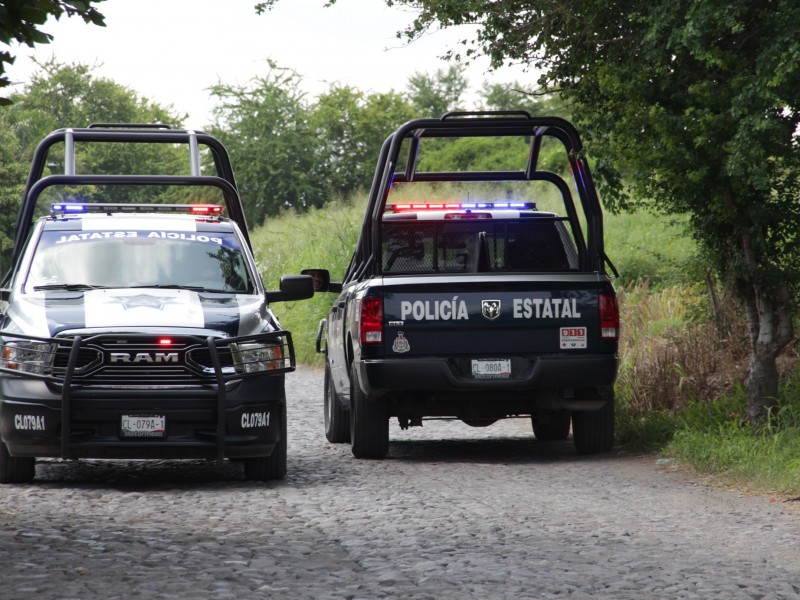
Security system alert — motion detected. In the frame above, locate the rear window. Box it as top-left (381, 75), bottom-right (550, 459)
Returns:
top-left (382, 218), bottom-right (579, 274)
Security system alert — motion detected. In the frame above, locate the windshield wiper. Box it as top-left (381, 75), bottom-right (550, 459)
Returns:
top-left (33, 283), bottom-right (110, 291)
top-left (129, 284), bottom-right (239, 293)
top-left (129, 284), bottom-right (200, 290)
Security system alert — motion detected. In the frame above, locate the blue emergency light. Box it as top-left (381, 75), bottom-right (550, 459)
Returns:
top-left (50, 203), bottom-right (224, 216)
top-left (389, 201), bottom-right (536, 213)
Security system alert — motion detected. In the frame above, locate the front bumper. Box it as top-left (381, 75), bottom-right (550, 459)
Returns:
top-left (0, 378), bottom-right (285, 460)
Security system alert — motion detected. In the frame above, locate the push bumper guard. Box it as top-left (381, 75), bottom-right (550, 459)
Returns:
top-left (0, 330), bottom-right (294, 464)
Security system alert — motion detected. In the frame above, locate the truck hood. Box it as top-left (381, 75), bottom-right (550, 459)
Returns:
top-left (3, 288), bottom-right (270, 338)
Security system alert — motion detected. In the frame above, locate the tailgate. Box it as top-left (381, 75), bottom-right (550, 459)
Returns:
top-left (380, 274), bottom-right (613, 357)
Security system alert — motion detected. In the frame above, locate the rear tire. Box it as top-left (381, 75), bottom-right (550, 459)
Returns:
top-left (349, 364), bottom-right (389, 459)
top-left (324, 365), bottom-right (350, 443)
top-left (244, 399), bottom-right (287, 481)
top-left (572, 391), bottom-right (614, 454)
top-left (0, 443), bottom-right (35, 484)
top-left (532, 410), bottom-right (571, 441)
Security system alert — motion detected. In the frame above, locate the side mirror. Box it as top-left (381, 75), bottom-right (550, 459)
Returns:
top-left (301, 268), bottom-right (342, 293)
top-left (0, 288), bottom-right (8, 318)
top-left (266, 275), bottom-right (314, 303)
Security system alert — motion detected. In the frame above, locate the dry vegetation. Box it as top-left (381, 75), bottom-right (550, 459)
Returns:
top-left (616, 281), bottom-right (750, 420)
top-left (617, 278), bottom-right (799, 440)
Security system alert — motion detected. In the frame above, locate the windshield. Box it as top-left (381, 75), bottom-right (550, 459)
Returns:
top-left (25, 228), bottom-right (254, 294)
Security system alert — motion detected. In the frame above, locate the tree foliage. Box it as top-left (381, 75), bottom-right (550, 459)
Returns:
top-left (0, 0), bottom-right (106, 104)
top-left (406, 65), bottom-right (468, 117)
top-left (208, 63), bottom-right (418, 223)
top-left (310, 85), bottom-right (415, 197)
top-left (0, 60), bottom-right (187, 270)
top-left (384, 0), bottom-right (800, 425)
top-left (207, 65), bottom-right (325, 223)
top-left (0, 124), bottom-right (26, 274)
top-left (5, 59), bottom-right (184, 155)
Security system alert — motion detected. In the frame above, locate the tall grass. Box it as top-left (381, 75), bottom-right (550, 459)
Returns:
top-left (604, 209), bottom-right (697, 287)
top-left (666, 378), bottom-right (800, 496)
top-left (614, 281), bottom-right (749, 450)
top-left (252, 194), bottom-right (366, 366)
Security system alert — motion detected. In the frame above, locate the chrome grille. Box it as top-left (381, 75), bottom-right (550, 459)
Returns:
top-left (63, 335), bottom-right (212, 386)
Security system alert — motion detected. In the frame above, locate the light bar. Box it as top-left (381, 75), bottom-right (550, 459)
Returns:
top-left (51, 203), bottom-right (224, 216)
top-left (389, 201), bottom-right (536, 213)
top-left (188, 205), bottom-right (223, 214)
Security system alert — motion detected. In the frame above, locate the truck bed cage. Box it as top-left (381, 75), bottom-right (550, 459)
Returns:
top-left (345, 112), bottom-right (608, 284)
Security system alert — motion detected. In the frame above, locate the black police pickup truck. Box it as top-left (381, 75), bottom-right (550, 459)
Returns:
top-left (0, 125), bottom-right (313, 482)
top-left (309, 112), bottom-right (619, 459)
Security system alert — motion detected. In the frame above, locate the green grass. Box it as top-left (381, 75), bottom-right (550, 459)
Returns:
top-left (251, 195), bottom-right (366, 367)
top-left (604, 209), bottom-right (698, 287)
top-left (662, 379), bottom-right (800, 496)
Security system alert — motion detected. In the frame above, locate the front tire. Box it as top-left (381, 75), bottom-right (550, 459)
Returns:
top-left (349, 364), bottom-right (389, 459)
top-left (571, 391), bottom-right (614, 454)
top-left (244, 399), bottom-right (287, 481)
top-left (0, 443), bottom-right (35, 484)
top-left (324, 365), bottom-right (350, 443)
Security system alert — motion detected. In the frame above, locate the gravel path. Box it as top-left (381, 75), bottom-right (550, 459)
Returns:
top-left (1, 365), bottom-right (799, 599)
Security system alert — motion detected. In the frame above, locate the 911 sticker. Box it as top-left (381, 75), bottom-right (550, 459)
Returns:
top-left (560, 327), bottom-right (587, 349)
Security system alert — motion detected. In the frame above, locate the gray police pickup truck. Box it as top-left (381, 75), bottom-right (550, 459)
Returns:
top-left (0, 125), bottom-right (313, 482)
top-left (309, 112), bottom-right (619, 459)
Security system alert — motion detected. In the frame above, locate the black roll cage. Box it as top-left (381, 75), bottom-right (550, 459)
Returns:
top-left (4, 124), bottom-right (249, 287)
top-left (343, 111), bottom-right (612, 284)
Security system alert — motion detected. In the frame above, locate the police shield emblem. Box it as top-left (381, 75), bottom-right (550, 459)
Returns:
top-left (481, 299), bottom-right (501, 320)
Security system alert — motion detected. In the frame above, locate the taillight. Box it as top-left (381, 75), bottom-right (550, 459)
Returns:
top-left (359, 297), bottom-right (384, 345)
top-left (599, 293), bottom-right (619, 340)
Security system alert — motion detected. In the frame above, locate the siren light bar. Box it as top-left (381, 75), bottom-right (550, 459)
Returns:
top-left (50, 203), bottom-right (224, 216)
top-left (389, 201), bottom-right (536, 213)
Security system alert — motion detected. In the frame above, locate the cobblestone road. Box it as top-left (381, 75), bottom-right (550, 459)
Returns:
top-left (1, 366), bottom-right (799, 599)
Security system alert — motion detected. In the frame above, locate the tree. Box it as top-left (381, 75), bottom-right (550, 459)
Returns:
top-left (479, 81), bottom-right (563, 116)
top-left (380, 0), bottom-right (800, 427)
top-left (207, 64), bottom-right (325, 223)
top-left (310, 86), bottom-right (414, 196)
top-left (406, 65), bottom-right (468, 117)
top-left (0, 123), bottom-right (26, 273)
top-left (5, 59), bottom-right (185, 154)
top-left (0, 0), bottom-right (106, 104)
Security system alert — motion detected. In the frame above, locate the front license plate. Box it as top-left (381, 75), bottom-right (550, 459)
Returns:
top-left (471, 358), bottom-right (511, 379)
top-left (121, 415), bottom-right (166, 438)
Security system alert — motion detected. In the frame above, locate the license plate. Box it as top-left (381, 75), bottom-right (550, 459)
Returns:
top-left (121, 415), bottom-right (166, 438)
top-left (471, 358), bottom-right (511, 379)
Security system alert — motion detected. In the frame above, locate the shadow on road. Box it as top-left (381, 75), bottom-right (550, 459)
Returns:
top-left (22, 436), bottom-right (632, 490)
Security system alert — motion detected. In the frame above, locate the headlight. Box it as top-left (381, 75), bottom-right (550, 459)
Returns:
top-left (231, 341), bottom-right (287, 374)
top-left (0, 340), bottom-right (57, 375)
